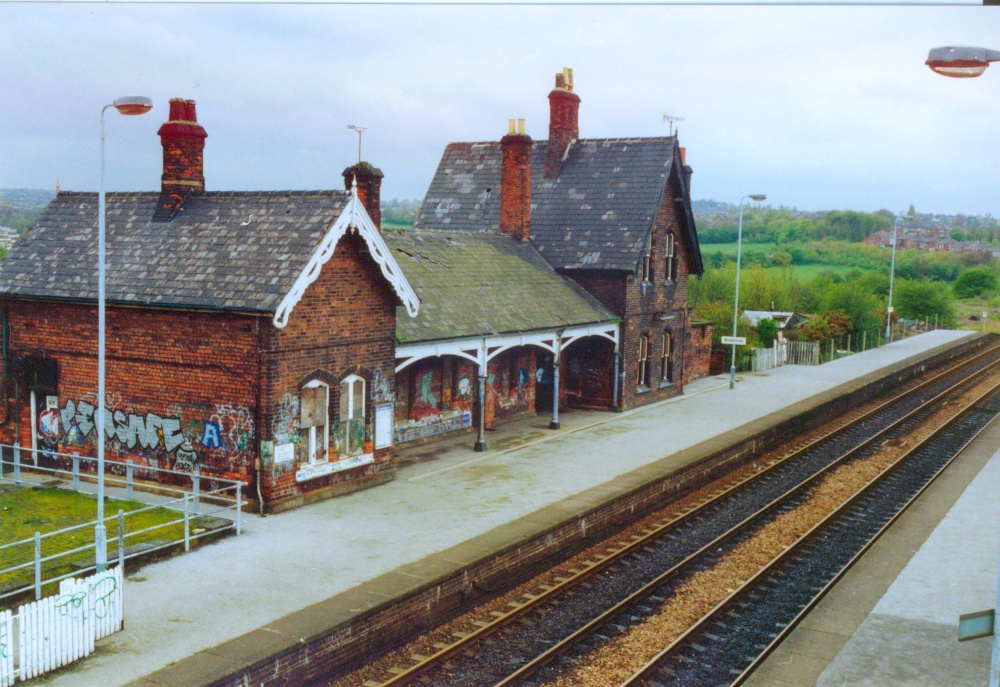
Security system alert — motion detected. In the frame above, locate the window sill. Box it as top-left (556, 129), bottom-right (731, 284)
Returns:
top-left (635, 385), bottom-right (652, 395)
top-left (295, 453), bottom-right (374, 482)
top-left (659, 380), bottom-right (674, 389)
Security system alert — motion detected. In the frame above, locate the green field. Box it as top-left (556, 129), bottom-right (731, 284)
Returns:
top-left (701, 241), bottom-right (779, 255)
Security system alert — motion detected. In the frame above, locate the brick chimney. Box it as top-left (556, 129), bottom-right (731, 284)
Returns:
top-left (545, 68), bottom-right (580, 179)
top-left (500, 119), bottom-right (532, 242)
top-left (342, 162), bottom-right (384, 231)
top-left (679, 146), bottom-right (693, 192)
top-left (155, 99), bottom-right (207, 219)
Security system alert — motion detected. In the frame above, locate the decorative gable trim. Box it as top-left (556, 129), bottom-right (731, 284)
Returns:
top-left (273, 183), bottom-right (419, 329)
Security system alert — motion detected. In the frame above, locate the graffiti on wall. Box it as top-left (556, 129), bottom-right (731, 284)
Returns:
top-left (370, 367), bottom-right (394, 403)
top-left (270, 393), bottom-right (300, 446)
top-left (49, 393), bottom-right (255, 474)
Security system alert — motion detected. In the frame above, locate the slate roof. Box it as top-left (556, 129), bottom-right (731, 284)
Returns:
top-left (385, 229), bottom-right (618, 344)
top-left (414, 136), bottom-right (702, 274)
top-left (0, 190), bottom-right (351, 312)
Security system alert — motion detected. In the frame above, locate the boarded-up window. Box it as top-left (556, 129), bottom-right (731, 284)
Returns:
top-left (300, 386), bottom-right (328, 429)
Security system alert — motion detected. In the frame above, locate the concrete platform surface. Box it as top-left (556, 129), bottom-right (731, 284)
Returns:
top-left (17, 330), bottom-right (975, 687)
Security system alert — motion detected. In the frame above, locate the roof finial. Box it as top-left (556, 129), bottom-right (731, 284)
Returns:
top-left (55, 179), bottom-right (60, 195)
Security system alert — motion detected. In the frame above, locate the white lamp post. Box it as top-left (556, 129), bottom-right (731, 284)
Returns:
top-left (730, 194), bottom-right (767, 390)
top-left (926, 46), bottom-right (1000, 78)
top-left (96, 96), bottom-right (152, 571)
top-left (885, 213), bottom-right (913, 343)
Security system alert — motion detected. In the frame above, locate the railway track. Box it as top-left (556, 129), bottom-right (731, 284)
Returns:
top-left (329, 344), bottom-right (1000, 687)
top-left (619, 376), bottom-right (1000, 687)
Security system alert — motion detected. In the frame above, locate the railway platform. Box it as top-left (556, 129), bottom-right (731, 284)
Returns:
top-left (746, 352), bottom-right (1000, 687)
top-left (21, 330), bottom-right (983, 687)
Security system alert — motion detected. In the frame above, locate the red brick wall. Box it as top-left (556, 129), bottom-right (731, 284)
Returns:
top-left (260, 231), bottom-right (399, 509)
top-left (685, 322), bottom-right (714, 383)
top-left (1, 299), bottom-right (259, 484)
top-left (485, 348), bottom-right (536, 427)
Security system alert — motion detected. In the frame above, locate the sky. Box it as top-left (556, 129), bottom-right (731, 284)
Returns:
top-left (1, 3), bottom-right (999, 218)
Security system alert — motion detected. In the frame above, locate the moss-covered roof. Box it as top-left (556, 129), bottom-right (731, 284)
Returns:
top-left (385, 229), bottom-right (618, 344)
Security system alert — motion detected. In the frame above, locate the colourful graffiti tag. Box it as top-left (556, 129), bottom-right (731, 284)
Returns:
top-left (53, 395), bottom-right (255, 475)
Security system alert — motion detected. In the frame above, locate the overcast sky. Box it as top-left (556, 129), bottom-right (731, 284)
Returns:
top-left (2, 3), bottom-right (998, 217)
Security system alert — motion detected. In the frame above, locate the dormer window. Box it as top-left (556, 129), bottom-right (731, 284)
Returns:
top-left (641, 233), bottom-right (653, 283)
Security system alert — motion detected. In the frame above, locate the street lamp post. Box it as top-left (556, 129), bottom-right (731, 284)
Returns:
top-left (885, 214), bottom-right (910, 343)
top-left (927, 48), bottom-right (1000, 687)
top-left (926, 46), bottom-right (1000, 78)
top-left (96, 96), bottom-right (152, 572)
top-left (730, 193), bottom-right (767, 390)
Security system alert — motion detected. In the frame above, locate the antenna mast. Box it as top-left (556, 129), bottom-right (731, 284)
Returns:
top-left (662, 113), bottom-right (685, 137)
top-left (347, 124), bottom-right (368, 163)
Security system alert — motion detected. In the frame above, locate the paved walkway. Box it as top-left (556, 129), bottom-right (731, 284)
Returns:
top-left (23, 330), bottom-right (974, 687)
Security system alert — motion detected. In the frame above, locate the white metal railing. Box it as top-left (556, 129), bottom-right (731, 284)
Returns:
top-left (0, 444), bottom-right (244, 605)
top-left (0, 566), bottom-right (123, 684)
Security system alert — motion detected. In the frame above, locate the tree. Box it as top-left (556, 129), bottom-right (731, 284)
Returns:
top-left (755, 318), bottom-right (780, 347)
top-left (797, 311), bottom-right (852, 341)
top-left (893, 279), bottom-right (955, 325)
top-left (820, 282), bottom-right (883, 334)
top-left (953, 267), bottom-right (1000, 299)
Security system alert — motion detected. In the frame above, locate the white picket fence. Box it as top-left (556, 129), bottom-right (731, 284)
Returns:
top-left (0, 566), bottom-right (122, 684)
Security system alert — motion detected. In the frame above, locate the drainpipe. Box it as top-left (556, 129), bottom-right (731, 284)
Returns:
top-left (254, 317), bottom-right (266, 516)
top-left (550, 330), bottom-right (563, 430)
top-left (613, 346), bottom-right (622, 412)
top-left (474, 340), bottom-right (488, 452)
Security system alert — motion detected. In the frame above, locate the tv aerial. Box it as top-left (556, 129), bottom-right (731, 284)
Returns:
top-left (663, 113), bottom-right (685, 137)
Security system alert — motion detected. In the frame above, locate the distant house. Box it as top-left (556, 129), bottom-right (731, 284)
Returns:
top-left (742, 311), bottom-right (808, 332)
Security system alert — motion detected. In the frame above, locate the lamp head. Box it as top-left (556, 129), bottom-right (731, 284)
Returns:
top-left (926, 47), bottom-right (997, 78)
top-left (112, 96), bottom-right (153, 115)
top-left (749, 194), bottom-right (767, 202)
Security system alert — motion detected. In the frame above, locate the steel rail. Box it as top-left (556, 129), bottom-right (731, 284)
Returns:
top-left (365, 343), bottom-right (1000, 687)
top-left (620, 376), bottom-right (1000, 687)
top-left (491, 359), bottom-right (1000, 687)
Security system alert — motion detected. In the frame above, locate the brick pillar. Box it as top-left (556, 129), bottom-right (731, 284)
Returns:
top-left (500, 120), bottom-right (532, 242)
top-left (545, 69), bottom-right (580, 179)
top-left (156, 99), bottom-right (207, 215)
top-left (343, 162), bottom-right (384, 231)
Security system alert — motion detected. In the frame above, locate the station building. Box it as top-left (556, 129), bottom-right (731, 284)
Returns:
top-left (0, 69), bottom-right (711, 511)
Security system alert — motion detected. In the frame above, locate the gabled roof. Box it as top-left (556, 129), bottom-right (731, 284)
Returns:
top-left (385, 229), bottom-right (618, 344)
top-left (0, 189), bottom-right (418, 322)
top-left (414, 136), bottom-right (702, 274)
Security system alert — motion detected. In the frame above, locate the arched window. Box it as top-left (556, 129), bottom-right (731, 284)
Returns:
top-left (661, 332), bottom-right (674, 384)
top-left (300, 380), bottom-right (329, 464)
top-left (339, 374), bottom-right (366, 457)
top-left (641, 233), bottom-right (653, 283)
top-left (664, 232), bottom-right (676, 282)
top-left (637, 333), bottom-right (651, 389)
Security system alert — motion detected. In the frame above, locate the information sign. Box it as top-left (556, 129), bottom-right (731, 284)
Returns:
top-left (721, 336), bottom-right (747, 346)
top-left (959, 609), bottom-right (994, 642)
